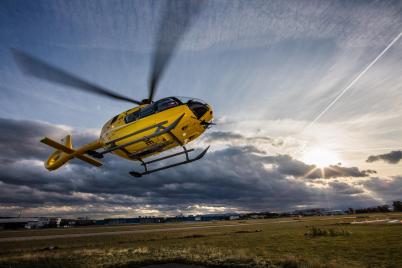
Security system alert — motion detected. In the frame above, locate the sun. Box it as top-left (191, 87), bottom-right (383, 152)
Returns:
top-left (302, 147), bottom-right (340, 168)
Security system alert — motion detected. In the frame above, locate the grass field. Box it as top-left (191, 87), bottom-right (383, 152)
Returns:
top-left (0, 213), bottom-right (401, 268)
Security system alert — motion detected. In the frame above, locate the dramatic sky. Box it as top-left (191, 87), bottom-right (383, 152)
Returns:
top-left (0, 0), bottom-right (401, 218)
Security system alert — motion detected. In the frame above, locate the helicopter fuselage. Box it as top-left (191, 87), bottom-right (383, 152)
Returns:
top-left (100, 97), bottom-right (213, 160)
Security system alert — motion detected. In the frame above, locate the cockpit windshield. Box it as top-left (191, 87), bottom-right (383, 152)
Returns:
top-left (124, 97), bottom-right (209, 124)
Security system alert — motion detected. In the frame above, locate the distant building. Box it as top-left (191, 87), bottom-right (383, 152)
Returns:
top-left (103, 217), bottom-right (165, 225)
top-left (167, 216), bottom-right (195, 223)
top-left (322, 210), bottom-right (345, 215)
top-left (25, 217), bottom-right (62, 229)
top-left (0, 218), bottom-right (38, 230)
top-left (229, 215), bottom-right (240, 220)
top-left (25, 218), bottom-right (46, 229)
top-left (292, 208), bottom-right (345, 216)
top-left (293, 208), bottom-right (326, 216)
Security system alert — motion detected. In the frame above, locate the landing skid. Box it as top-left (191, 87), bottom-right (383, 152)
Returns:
top-left (129, 146), bottom-right (209, 177)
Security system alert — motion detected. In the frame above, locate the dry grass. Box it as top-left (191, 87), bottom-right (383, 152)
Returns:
top-left (0, 214), bottom-right (401, 268)
top-left (304, 226), bottom-right (351, 237)
top-left (0, 246), bottom-right (337, 268)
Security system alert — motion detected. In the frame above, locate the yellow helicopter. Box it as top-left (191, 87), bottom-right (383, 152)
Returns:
top-left (12, 2), bottom-right (213, 177)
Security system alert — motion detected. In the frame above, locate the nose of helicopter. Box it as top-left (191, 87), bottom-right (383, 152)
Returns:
top-left (200, 101), bottom-right (213, 119)
top-left (181, 97), bottom-right (213, 121)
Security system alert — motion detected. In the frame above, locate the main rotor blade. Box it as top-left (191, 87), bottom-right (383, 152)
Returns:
top-left (12, 49), bottom-right (142, 105)
top-left (148, 0), bottom-right (203, 102)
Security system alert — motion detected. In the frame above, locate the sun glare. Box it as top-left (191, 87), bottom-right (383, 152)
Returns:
top-left (302, 147), bottom-right (340, 168)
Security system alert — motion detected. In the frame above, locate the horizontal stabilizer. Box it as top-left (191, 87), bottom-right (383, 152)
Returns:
top-left (76, 154), bottom-right (102, 167)
top-left (41, 137), bottom-right (74, 154)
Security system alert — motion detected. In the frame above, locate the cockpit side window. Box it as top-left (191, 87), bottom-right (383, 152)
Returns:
top-left (111, 115), bottom-right (119, 124)
top-left (156, 98), bottom-right (178, 112)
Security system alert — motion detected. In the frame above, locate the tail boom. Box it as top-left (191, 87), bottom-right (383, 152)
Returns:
top-left (40, 135), bottom-right (103, 170)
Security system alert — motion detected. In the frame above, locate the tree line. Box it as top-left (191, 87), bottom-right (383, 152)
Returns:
top-left (348, 200), bottom-right (402, 214)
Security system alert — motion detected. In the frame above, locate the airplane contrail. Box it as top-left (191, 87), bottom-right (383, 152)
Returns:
top-left (305, 31), bottom-right (402, 130)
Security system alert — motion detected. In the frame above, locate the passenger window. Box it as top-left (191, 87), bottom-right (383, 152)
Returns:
top-left (139, 105), bottom-right (155, 118)
top-left (125, 111), bottom-right (140, 123)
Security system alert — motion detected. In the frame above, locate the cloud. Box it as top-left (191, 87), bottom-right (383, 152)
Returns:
top-left (361, 176), bottom-right (402, 202)
top-left (328, 181), bottom-right (364, 195)
top-left (204, 131), bottom-right (283, 146)
top-left (310, 166), bottom-right (377, 179)
top-left (0, 117), bottom-right (392, 218)
top-left (204, 131), bottom-right (244, 141)
top-left (366, 150), bottom-right (402, 164)
top-left (5, 0), bottom-right (401, 55)
top-left (0, 117), bottom-right (98, 161)
top-left (262, 154), bottom-right (375, 179)
top-left (0, 117), bottom-right (64, 160)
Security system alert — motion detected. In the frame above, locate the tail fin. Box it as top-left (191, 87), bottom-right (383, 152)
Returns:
top-left (62, 135), bottom-right (72, 150)
top-left (41, 135), bottom-right (103, 171)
